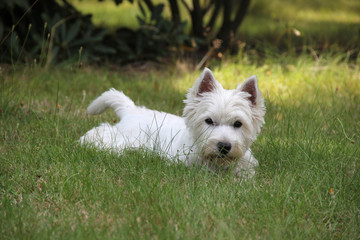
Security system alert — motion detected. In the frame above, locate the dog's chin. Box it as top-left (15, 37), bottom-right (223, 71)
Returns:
top-left (204, 153), bottom-right (239, 167)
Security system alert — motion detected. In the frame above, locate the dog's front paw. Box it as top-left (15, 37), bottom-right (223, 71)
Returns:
top-left (231, 161), bottom-right (257, 180)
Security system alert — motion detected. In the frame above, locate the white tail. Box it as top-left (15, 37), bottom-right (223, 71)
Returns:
top-left (87, 88), bottom-right (135, 119)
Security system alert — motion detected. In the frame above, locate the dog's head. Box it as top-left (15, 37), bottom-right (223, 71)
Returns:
top-left (183, 68), bottom-right (266, 166)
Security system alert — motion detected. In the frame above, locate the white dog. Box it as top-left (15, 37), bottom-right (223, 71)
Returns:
top-left (80, 68), bottom-right (265, 178)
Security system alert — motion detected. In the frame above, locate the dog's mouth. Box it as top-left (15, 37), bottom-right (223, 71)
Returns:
top-left (201, 145), bottom-right (244, 166)
top-left (206, 154), bottom-right (237, 165)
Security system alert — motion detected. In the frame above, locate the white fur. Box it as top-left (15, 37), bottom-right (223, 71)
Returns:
top-left (80, 68), bottom-right (266, 178)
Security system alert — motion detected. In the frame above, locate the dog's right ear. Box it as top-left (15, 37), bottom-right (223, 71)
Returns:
top-left (191, 68), bottom-right (222, 97)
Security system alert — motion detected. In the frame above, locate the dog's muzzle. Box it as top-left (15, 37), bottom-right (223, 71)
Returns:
top-left (217, 142), bottom-right (231, 155)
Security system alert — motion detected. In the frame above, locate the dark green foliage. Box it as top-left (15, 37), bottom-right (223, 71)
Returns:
top-left (0, 0), bottom-right (189, 64)
top-left (0, 0), bottom-right (114, 65)
top-left (109, 3), bottom-right (189, 62)
top-left (99, 0), bottom-right (133, 5)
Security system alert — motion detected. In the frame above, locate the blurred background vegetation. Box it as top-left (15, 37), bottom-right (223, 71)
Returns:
top-left (0, 0), bottom-right (359, 66)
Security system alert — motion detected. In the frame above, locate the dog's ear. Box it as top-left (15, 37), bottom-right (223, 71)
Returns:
top-left (238, 75), bottom-right (266, 133)
top-left (238, 75), bottom-right (263, 106)
top-left (193, 68), bottom-right (221, 97)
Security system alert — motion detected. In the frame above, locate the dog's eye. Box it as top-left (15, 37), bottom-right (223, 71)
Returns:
top-left (205, 118), bottom-right (214, 125)
top-left (233, 121), bottom-right (242, 128)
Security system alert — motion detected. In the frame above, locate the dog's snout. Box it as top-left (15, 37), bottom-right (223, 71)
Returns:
top-left (217, 142), bottom-right (232, 155)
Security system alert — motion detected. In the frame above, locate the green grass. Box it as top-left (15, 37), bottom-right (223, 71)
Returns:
top-left (239, 0), bottom-right (360, 52)
top-left (1, 54), bottom-right (359, 238)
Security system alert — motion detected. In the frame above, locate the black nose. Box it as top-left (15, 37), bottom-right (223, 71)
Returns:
top-left (217, 142), bottom-right (232, 155)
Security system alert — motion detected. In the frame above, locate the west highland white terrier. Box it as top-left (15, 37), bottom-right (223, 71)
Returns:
top-left (80, 68), bottom-right (266, 178)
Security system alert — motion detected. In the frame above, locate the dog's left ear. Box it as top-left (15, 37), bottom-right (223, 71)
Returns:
top-left (237, 75), bottom-right (263, 106)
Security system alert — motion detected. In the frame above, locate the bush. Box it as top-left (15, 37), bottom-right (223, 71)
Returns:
top-left (109, 2), bottom-right (190, 62)
top-left (0, 0), bottom-right (115, 65)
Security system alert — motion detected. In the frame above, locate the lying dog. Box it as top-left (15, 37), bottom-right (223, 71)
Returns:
top-left (80, 68), bottom-right (265, 178)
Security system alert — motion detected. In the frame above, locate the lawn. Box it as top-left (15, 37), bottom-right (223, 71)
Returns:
top-left (1, 0), bottom-right (360, 239)
top-left (1, 54), bottom-right (359, 239)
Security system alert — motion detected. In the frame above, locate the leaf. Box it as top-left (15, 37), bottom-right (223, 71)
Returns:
top-left (60, 22), bottom-right (67, 42)
top-left (94, 45), bottom-right (116, 54)
top-left (138, 1), bottom-right (146, 18)
top-left (44, 13), bottom-right (61, 29)
top-left (0, 21), bottom-right (4, 40)
top-left (136, 16), bottom-right (146, 25)
top-left (70, 29), bottom-right (107, 46)
top-left (50, 46), bottom-right (60, 62)
top-left (9, 32), bottom-right (20, 55)
top-left (151, 4), bottom-right (164, 21)
top-left (12, 0), bottom-right (30, 9)
top-left (135, 34), bottom-right (144, 55)
top-left (65, 19), bottom-right (82, 43)
top-left (114, 0), bottom-right (124, 5)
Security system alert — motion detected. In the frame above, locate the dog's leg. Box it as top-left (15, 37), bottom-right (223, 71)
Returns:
top-left (231, 150), bottom-right (258, 179)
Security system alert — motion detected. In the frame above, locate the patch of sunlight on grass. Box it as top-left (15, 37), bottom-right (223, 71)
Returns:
top-left (70, 0), bottom-right (140, 30)
top-left (295, 10), bottom-right (360, 24)
top-left (239, 0), bottom-right (360, 48)
top-left (176, 57), bottom-right (360, 109)
top-left (250, 0), bottom-right (360, 23)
